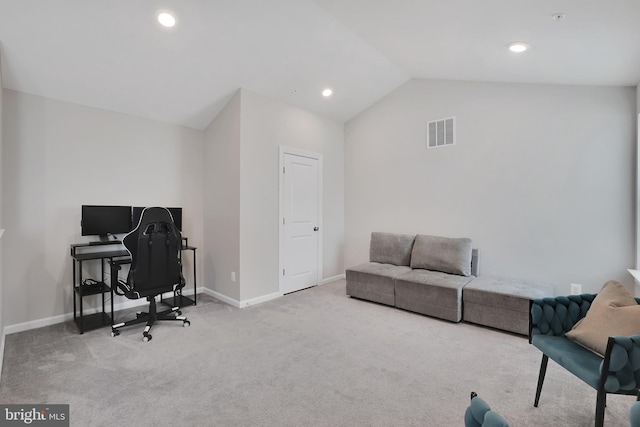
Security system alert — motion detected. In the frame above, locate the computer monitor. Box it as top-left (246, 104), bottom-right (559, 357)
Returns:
top-left (81, 205), bottom-right (132, 241)
top-left (132, 206), bottom-right (182, 231)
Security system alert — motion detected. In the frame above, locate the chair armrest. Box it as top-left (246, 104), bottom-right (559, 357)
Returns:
top-left (529, 294), bottom-right (595, 342)
top-left (601, 335), bottom-right (640, 393)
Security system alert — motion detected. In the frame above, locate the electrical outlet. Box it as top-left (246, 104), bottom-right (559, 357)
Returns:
top-left (231, 271), bottom-right (236, 282)
top-left (570, 283), bottom-right (582, 295)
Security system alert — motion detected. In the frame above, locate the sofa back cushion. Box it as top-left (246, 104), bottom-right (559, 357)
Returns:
top-left (410, 234), bottom-right (473, 276)
top-left (369, 232), bottom-right (416, 266)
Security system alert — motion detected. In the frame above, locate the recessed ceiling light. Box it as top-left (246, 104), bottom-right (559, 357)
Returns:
top-left (322, 88), bottom-right (333, 97)
top-left (507, 42), bottom-right (530, 53)
top-left (157, 12), bottom-right (176, 28)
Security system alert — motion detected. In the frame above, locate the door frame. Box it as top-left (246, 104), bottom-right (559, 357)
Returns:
top-left (278, 146), bottom-right (323, 295)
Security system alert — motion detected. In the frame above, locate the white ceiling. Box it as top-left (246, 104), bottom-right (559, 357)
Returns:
top-left (0, 0), bottom-right (638, 130)
top-left (316, 0), bottom-right (640, 87)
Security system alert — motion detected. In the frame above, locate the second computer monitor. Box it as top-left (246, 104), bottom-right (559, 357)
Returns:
top-left (132, 206), bottom-right (182, 231)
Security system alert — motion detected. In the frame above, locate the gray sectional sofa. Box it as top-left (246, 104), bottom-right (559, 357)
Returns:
top-left (346, 232), bottom-right (556, 334)
top-left (346, 232), bottom-right (479, 322)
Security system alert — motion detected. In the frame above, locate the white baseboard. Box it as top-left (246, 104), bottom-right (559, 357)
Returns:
top-left (2, 278), bottom-right (341, 336)
top-left (240, 292), bottom-right (282, 308)
top-left (203, 288), bottom-right (240, 307)
top-left (3, 288), bottom-right (207, 336)
top-left (4, 312), bottom-right (74, 336)
top-left (320, 273), bottom-right (345, 285)
top-left (204, 276), bottom-right (344, 309)
top-left (203, 288), bottom-right (282, 308)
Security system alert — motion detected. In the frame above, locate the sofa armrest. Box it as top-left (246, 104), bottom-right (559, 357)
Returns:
top-left (529, 294), bottom-right (595, 343)
top-left (471, 249), bottom-right (479, 277)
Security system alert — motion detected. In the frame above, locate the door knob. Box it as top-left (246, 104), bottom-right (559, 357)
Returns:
top-left (313, 227), bottom-right (319, 231)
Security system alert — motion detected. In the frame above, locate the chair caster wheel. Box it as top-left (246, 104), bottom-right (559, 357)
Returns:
top-left (111, 329), bottom-right (119, 337)
top-left (142, 332), bottom-right (152, 342)
top-left (183, 320), bottom-right (190, 327)
top-left (176, 310), bottom-right (182, 316)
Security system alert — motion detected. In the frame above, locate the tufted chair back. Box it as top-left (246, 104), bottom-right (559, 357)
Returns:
top-left (529, 294), bottom-right (595, 339)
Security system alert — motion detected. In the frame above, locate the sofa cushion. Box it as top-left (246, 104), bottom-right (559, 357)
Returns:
top-left (565, 280), bottom-right (640, 356)
top-left (395, 269), bottom-right (474, 322)
top-left (369, 232), bottom-right (415, 266)
top-left (346, 262), bottom-right (411, 306)
top-left (410, 234), bottom-right (472, 276)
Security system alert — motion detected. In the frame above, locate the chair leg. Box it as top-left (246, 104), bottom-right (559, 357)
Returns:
top-left (142, 298), bottom-right (188, 341)
top-left (141, 297), bottom-right (159, 342)
top-left (111, 296), bottom-right (189, 342)
top-left (534, 354), bottom-right (549, 407)
top-left (595, 389), bottom-right (606, 427)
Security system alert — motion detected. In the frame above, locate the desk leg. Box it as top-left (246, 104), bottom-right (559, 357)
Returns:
top-left (110, 284), bottom-right (114, 326)
top-left (110, 261), bottom-right (117, 325)
top-left (193, 248), bottom-right (197, 305)
top-left (101, 259), bottom-right (106, 324)
top-left (78, 260), bottom-right (84, 334)
top-left (72, 259), bottom-right (77, 322)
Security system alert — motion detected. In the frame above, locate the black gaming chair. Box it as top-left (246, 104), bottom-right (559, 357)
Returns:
top-left (111, 207), bottom-right (190, 341)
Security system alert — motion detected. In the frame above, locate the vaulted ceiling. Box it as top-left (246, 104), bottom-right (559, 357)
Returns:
top-left (1, 0), bottom-right (638, 130)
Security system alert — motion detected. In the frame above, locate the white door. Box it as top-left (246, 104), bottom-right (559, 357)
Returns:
top-left (282, 153), bottom-right (320, 294)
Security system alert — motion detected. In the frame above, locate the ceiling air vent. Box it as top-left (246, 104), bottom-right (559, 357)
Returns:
top-left (427, 117), bottom-right (455, 149)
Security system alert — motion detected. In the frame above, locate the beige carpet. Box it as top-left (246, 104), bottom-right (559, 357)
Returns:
top-left (0, 280), bottom-right (635, 426)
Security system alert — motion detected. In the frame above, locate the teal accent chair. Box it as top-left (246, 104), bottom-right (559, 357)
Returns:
top-left (529, 295), bottom-right (640, 427)
top-left (464, 392), bottom-right (510, 427)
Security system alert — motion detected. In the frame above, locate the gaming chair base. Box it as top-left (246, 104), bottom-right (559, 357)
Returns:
top-left (111, 296), bottom-right (190, 342)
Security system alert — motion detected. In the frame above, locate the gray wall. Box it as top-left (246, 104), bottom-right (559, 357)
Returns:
top-left (345, 79), bottom-right (636, 294)
top-left (203, 90), bottom-right (242, 301)
top-left (240, 89), bottom-right (345, 301)
top-left (201, 88), bottom-right (345, 305)
top-left (1, 85), bottom-right (345, 326)
top-left (2, 90), bottom-right (205, 327)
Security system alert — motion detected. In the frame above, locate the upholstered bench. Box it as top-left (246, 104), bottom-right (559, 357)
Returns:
top-left (463, 274), bottom-right (555, 335)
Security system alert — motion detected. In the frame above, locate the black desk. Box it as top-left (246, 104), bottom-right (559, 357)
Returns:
top-left (70, 241), bottom-right (128, 334)
top-left (71, 240), bottom-right (197, 334)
